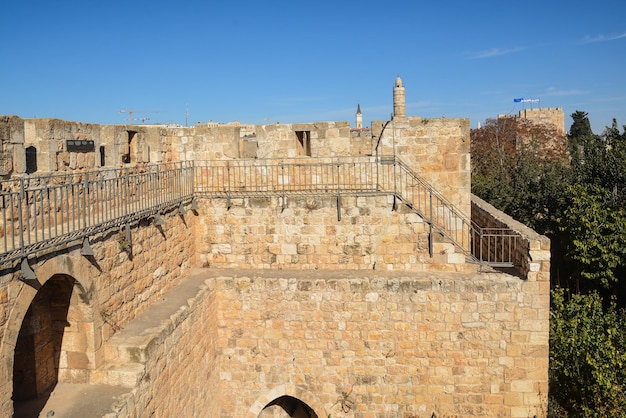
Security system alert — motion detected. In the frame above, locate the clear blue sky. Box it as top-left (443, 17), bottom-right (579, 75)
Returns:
top-left (1, 0), bottom-right (624, 134)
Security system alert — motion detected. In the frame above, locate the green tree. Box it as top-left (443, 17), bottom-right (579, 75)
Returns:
top-left (600, 119), bottom-right (626, 201)
top-left (568, 110), bottom-right (594, 141)
top-left (550, 289), bottom-right (626, 417)
top-left (471, 117), bottom-right (570, 233)
top-left (567, 110), bottom-right (595, 161)
top-left (557, 184), bottom-right (626, 290)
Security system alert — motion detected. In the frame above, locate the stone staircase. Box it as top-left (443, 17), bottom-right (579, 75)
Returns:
top-left (90, 271), bottom-right (209, 388)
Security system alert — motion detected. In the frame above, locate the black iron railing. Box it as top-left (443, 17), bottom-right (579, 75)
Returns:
top-left (0, 162), bottom-right (194, 266)
top-left (0, 156), bottom-right (519, 268)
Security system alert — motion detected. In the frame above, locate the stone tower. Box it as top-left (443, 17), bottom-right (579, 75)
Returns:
top-left (393, 76), bottom-right (406, 120)
top-left (355, 104), bottom-right (363, 129)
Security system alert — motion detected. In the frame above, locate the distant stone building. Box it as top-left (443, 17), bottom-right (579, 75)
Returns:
top-left (499, 107), bottom-right (565, 134)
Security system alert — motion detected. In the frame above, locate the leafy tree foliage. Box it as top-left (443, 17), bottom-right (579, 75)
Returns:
top-left (472, 111), bottom-right (626, 417)
top-left (472, 112), bottom-right (626, 293)
top-left (550, 289), bottom-right (626, 417)
top-left (471, 117), bottom-right (569, 233)
top-left (558, 184), bottom-right (626, 290)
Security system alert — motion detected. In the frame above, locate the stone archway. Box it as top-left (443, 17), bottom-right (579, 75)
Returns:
top-left (12, 275), bottom-right (74, 401)
top-left (247, 384), bottom-right (327, 418)
top-left (1, 254), bottom-right (100, 415)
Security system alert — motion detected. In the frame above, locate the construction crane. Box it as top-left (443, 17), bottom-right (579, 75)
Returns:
top-left (118, 109), bottom-right (164, 124)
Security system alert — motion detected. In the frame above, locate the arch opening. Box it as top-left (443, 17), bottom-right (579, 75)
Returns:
top-left (12, 273), bottom-right (95, 416)
top-left (258, 395), bottom-right (318, 418)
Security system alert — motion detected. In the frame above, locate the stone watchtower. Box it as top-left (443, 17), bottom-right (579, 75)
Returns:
top-left (393, 76), bottom-right (406, 120)
top-left (355, 103), bottom-right (363, 129)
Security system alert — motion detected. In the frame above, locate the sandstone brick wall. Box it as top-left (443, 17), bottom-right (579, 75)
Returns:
top-left (195, 195), bottom-right (444, 272)
top-left (255, 122), bottom-right (354, 159)
top-left (163, 125), bottom-right (240, 162)
top-left (518, 107), bottom-right (565, 134)
top-left (208, 269), bottom-right (548, 418)
top-left (86, 267), bottom-right (548, 418)
top-left (105, 276), bottom-right (222, 418)
top-left (373, 117), bottom-right (471, 217)
top-left (0, 116), bottom-right (470, 221)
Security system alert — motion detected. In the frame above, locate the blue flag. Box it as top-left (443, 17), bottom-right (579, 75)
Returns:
top-left (513, 98), bottom-right (523, 103)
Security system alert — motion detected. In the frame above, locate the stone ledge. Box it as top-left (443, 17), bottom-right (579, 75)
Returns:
top-left (97, 269), bottom-right (212, 387)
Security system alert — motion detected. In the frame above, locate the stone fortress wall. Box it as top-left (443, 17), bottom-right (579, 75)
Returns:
top-left (517, 107), bottom-right (564, 134)
top-left (0, 78), bottom-right (549, 417)
top-left (497, 107), bottom-right (564, 134)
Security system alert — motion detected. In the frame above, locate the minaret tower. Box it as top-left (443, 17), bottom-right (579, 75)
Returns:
top-left (355, 103), bottom-right (363, 129)
top-left (393, 76), bottom-right (406, 120)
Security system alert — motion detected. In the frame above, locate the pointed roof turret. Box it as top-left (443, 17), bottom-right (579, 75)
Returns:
top-left (356, 104), bottom-right (362, 115)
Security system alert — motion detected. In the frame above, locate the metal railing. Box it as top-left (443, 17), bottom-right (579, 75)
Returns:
top-left (0, 156), bottom-right (519, 268)
top-left (0, 162), bottom-right (194, 266)
top-left (193, 156), bottom-right (520, 266)
top-left (194, 156), bottom-right (382, 199)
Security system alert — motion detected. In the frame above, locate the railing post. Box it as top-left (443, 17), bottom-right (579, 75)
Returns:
top-left (18, 178), bottom-right (25, 255)
top-left (336, 163), bottom-right (341, 221)
top-left (227, 164), bottom-right (232, 210)
top-left (190, 160), bottom-right (195, 197)
top-left (123, 170), bottom-right (129, 217)
top-left (480, 227), bottom-right (484, 264)
top-left (393, 157), bottom-right (398, 211)
top-left (428, 191), bottom-right (433, 258)
top-left (280, 163), bottom-right (285, 212)
top-left (82, 172), bottom-right (89, 229)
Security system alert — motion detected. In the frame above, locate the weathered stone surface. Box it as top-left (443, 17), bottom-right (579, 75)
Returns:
top-left (0, 113), bottom-right (549, 417)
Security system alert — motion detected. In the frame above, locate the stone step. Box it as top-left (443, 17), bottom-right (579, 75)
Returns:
top-left (432, 240), bottom-right (455, 254)
top-left (103, 333), bottom-right (156, 365)
top-left (90, 362), bottom-right (145, 388)
top-left (431, 240), bottom-right (467, 264)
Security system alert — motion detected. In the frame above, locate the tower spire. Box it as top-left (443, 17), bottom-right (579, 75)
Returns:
top-left (355, 103), bottom-right (363, 129)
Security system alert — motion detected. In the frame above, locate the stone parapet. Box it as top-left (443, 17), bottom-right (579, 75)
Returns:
top-left (195, 195), bottom-right (473, 272)
top-left (471, 194), bottom-right (550, 282)
top-left (69, 268), bottom-right (548, 418)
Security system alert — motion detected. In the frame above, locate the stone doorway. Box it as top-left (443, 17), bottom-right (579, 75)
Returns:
top-left (122, 130), bottom-right (138, 164)
top-left (12, 274), bottom-right (95, 415)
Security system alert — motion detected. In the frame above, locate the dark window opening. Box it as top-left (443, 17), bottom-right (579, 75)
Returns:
top-left (122, 131), bottom-right (137, 164)
top-left (25, 146), bottom-right (37, 174)
top-left (100, 146), bottom-right (106, 167)
top-left (296, 131), bottom-right (311, 157)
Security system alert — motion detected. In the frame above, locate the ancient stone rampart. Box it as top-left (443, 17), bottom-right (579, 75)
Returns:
top-left (0, 209), bottom-right (196, 416)
top-left (102, 267), bottom-right (549, 418)
top-left (517, 107), bottom-right (564, 134)
top-left (0, 111), bottom-right (550, 417)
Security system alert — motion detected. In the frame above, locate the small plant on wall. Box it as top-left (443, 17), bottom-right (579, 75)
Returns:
top-left (117, 231), bottom-right (131, 252)
top-left (327, 387), bottom-right (354, 417)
